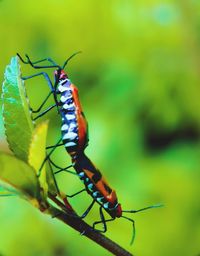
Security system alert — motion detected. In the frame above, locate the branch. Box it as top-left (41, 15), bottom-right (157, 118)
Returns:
top-left (48, 193), bottom-right (134, 256)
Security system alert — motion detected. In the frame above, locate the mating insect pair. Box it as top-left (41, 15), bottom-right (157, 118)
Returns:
top-left (17, 53), bottom-right (161, 244)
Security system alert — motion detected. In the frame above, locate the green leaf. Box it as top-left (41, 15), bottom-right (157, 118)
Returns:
top-left (28, 121), bottom-right (48, 197)
top-left (28, 121), bottom-right (59, 197)
top-left (0, 152), bottom-right (41, 207)
top-left (1, 56), bottom-right (34, 162)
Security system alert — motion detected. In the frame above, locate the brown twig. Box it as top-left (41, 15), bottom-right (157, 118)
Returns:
top-left (48, 193), bottom-right (133, 256)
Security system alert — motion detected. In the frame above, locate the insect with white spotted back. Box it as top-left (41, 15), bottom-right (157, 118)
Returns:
top-left (17, 53), bottom-right (89, 166)
top-left (64, 152), bottom-right (162, 245)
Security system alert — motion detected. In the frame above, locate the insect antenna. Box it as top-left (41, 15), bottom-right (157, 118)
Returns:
top-left (122, 204), bottom-right (163, 245)
top-left (62, 51), bottom-right (82, 69)
top-left (122, 203), bottom-right (163, 214)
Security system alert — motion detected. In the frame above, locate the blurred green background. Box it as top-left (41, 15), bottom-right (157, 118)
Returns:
top-left (1, 0), bottom-right (200, 255)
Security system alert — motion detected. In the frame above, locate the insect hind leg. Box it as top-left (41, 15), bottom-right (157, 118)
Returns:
top-left (33, 104), bottom-right (57, 121)
top-left (45, 142), bottom-right (78, 176)
top-left (29, 91), bottom-right (53, 114)
top-left (66, 188), bottom-right (86, 198)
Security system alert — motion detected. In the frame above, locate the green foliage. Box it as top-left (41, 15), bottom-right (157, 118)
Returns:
top-left (0, 57), bottom-right (58, 210)
top-left (1, 2), bottom-right (200, 255)
top-left (28, 121), bottom-right (58, 197)
top-left (2, 56), bottom-right (34, 162)
top-left (0, 152), bottom-right (41, 204)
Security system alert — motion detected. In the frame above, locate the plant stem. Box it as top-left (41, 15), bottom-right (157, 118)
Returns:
top-left (48, 193), bottom-right (133, 256)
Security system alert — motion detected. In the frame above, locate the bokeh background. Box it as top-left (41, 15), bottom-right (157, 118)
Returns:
top-left (0, 0), bottom-right (200, 255)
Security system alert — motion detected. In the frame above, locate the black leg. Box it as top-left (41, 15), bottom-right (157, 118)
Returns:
top-left (17, 53), bottom-right (60, 69)
top-left (54, 167), bottom-right (76, 175)
top-left (18, 53), bottom-right (56, 65)
top-left (22, 71), bottom-right (54, 92)
top-left (121, 216), bottom-right (135, 245)
top-left (47, 159), bottom-right (60, 195)
top-left (47, 160), bottom-right (79, 216)
top-left (33, 104), bottom-right (57, 120)
top-left (80, 199), bottom-right (96, 219)
top-left (46, 143), bottom-right (64, 149)
top-left (37, 138), bottom-right (63, 177)
top-left (25, 54), bottom-right (59, 69)
top-left (21, 71), bottom-right (59, 117)
top-left (66, 188), bottom-right (86, 198)
top-left (31, 91), bottom-right (53, 113)
top-left (18, 52), bottom-right (81, 70)
top-left (48, 157), bottom-right (76, 176)
top-left (93, 206), bottom-right (115, 232)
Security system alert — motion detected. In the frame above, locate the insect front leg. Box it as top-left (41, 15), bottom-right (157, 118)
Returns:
top-left (22, 71), bottom-right (54, 91)
top-left (21, 71), bottom-right (59, 119)
top-left (92, 206), bottom-right (115, 233)
top-left (17, 53), bottom-right (59, 69)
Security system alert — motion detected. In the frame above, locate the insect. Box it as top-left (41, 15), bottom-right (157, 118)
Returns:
top-left (17, 53), bottom-right (91, 215)
top-left (46, 147), bottom-right (161, 244)
top-left (44, 150), bottom-right (160, 244)
top-left (17, 52), bottom-right (88, 161)
top-left (66, 152), bottom-right (161, 244)
top-left (17, 54), bottom-right (162, 244)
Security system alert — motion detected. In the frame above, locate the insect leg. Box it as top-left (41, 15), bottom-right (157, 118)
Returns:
top-left (46, 143), bottom-right (75, 174)
top-left (21, 71), bottom-right (59, 117)
top-left (33, 104), bottom-right (57, 120)
top-left (47, 160), bottom-right (78, 214)
top-left (46, 143), bottom-right (64, 149)
top-left (66, 188), bottom-right (86, 198)
top-left (48, 157), bottom-right (76, 176)
top-left (17, 53), bottom-right (59, 69)
top-left (37, 138), bottom-right (63, 177)
top-left (22, 71), bottom-right (54, 91)
top-left (31, 91), bottom-right (53, 113)
top-left (92, 206), bottom-right (114, 232)
top-left (47, 159), bottom-right (60, 195)
top-left (46, 142), bottom-right (74, 168)
top-left (80, 199), bottom-right (96, 219)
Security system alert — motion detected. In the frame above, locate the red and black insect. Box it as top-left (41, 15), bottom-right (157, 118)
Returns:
top-left (67, 152), bottom-right (161, 244)
top-left (17, 52), bottom-right (88, 161)
top-left (17, 53), bottom-right (161, 244)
